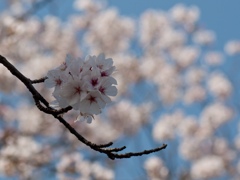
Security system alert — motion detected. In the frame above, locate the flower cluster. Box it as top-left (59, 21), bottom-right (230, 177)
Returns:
top-left (45, 53), bottom-right (117, 123)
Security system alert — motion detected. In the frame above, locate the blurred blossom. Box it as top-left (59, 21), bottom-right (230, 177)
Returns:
top-left (185, 67), bottom-right (205, 85)
top-left (0, 135), bottom-right (48, 178)
top-left (153, 63), bottom-right (179, 86)
top-left (235, 133), bottom-right (240, 150)
top-left (1, 136), bottom-right (40, 160)
top-left (74, 0), bottom-right (103, 12)
top-left (139, 55), bottom-right (166, 80)
top-left (191, 155), bottom-right (225, 179)
top-left (171, 46), bottom-right (200, 68)
top-left (204, 51), bottom-right (224, 66)
top-left (184, 85), bottom-right (206, 104)
top-left (158, 28), bottom-right (186, 50)
top-left (91, 163), bottom-right (114, 180)
top-left (113, 54), bottom-right (141, 84)
top-left (193, 30), bottom-right (215, 45)
top-left (68, 116), bottom-right (120, 144)
top-left (200, 102), bottom-right (233, 129)
top-left (170, 4), bottom-right (200, 31)
top-left (225, 40), bottom-right (240, 55)
top-left (153, 111), bottom-right (183, 141)
top-left (179, 137), bottom-right (207, 160)
top-left (0, 66), bottom-right (18, 92)
top-left (57, 152), bottom-right (114, 179)
top-left (0, 1), bottom-right (239, 179)
top-left (85, 8), bottom-right (135, 54)
top-left (207, 72), bottom-right (232, 99)
top-left (108, 100), bottom-right (152, 135)
top-left (144, 156), bottom-right (169, 180)
top-left (153, 64), bottom-right (181, 104)
top-left (15, 104), bottom-right (44, 134)
top-left (237, 160), bottom-right (240, 175)
top-left (9, 1), bottom-right (25, 16)
top-left (177, 116), bottom-right (198, 137)
top-left (139, 10), bottom-right (169, 47)
top-left (0, 104), bottom-right (15, 122)
top-left (41, 16), bottom-right (61, 48)
top-left (213, 138), bottom-right (236, 163)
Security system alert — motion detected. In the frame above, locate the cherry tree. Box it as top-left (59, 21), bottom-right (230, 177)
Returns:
top-left (0, 0), bottom-right (240, 179)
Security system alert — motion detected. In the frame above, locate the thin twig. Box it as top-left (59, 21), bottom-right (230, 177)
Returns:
top-left (31, 77), bottom-right (47, 84)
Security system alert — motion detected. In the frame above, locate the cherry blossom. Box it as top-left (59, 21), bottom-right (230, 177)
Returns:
top-left (45, 53), bottom-right (117, 123)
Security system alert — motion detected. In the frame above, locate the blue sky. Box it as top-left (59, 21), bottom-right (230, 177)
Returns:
top-left (1, 0), bottom-right (238, 48)
top-left (1, 0), bottom-right (238, 46)
top-left (107, 0), bottom-right (240, 48)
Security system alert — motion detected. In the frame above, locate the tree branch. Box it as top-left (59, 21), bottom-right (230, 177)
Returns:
top-left (0, 54), bottom-right (167, 160)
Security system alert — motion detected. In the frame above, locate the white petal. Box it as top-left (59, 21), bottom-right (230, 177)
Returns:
top-left (101, 94), bottom-right (111, 103)
top-left (105, 86), bottom-right (118, 96)
top-left (44, 79), bottom-right (55, 88)
top-left (97, 53), bottom-right (105, 60)
top-left (91, 103), bottom-right (101, 114)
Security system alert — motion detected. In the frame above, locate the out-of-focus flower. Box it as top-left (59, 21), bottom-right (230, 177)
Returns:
top-left (112, 54), bottom-right (141, 85)
top-left (170, 4), bottom-right (200, 31)
top-left (0, 66), bottom-right (18, 92)
top-left (0, 135), bottom-right (48, 178)
top-left (185, 68), bottom-right (205, 85)
top-left (91, 163), bottom-right (114, 180)
top-left (74, 0), bottom-right (103, 12)
top-left (225, 40), bottom-right (240, 55)
top-left (179, 137), bottom-right (204, 160)
top-left (108, 100), bottom-right (152, 135)
top-left (191, 155), bottom-right (225, 179)
top-left (193, 30), bottom-right (215, 45)
top-left (139, 10), bottom-right (170, 47)
top-left (204, 51), bottom-right (224, 66)
top-left (144, 156), bottom-right (169, 180)
top-left (207, 72), bottom-right (232, 99)
top-left (153, 111), bottom-right (183, 141)
top-left (84, 8), bottom-right (135, 54)
top-left (171, 46), bottom-right (200, 68)
top-left (213, 138), bottom-right (236, 162)
top-left (57, 152), bottom-right (114, 180)
top-left (158, 28), bottom-right (186, 50)
top-left (139, 55), bottom-right (166, 80)
top-left (184, 85), bottom-right (206, 104)
top-left (234, 135), bottom-right (240, 151)
top-left (200, 102), bottom-right (233, 129)
top-left (153, 64), bottom-right (181, 104)
top-left (177, 116), bottom-right (198, 137)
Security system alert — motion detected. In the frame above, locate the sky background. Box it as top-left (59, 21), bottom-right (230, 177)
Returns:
top-left (107, 0), bottom-right (240, 47)
top-left (1, 0), bottom-right (240, 44)
top-left (1, 0), bottom-right (240, 179)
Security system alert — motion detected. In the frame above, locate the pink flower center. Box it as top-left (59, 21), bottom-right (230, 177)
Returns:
top-left (88, 96), bottom-right (96, 104)
top-left (91, 78), bottom-right (98, 86)
top-left (101, 71), bottom-right (108, 77)
top-left (99, 86), bottom-right (105, 94)
top-left (75, 86), bottom-right (82, 94)
top-left (55, 79), bottom-right (62, 86)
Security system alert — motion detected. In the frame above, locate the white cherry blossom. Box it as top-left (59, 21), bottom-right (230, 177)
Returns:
top-left (45, 53), bottom-right (117, 123)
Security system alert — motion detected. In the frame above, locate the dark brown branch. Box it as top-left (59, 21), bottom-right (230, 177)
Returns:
top-left (31, 77), bottom-right (47, 84)
top-left (111, 144), bottom-right (167, 159)
top-left (0, 55), bottom-right (167, 160)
